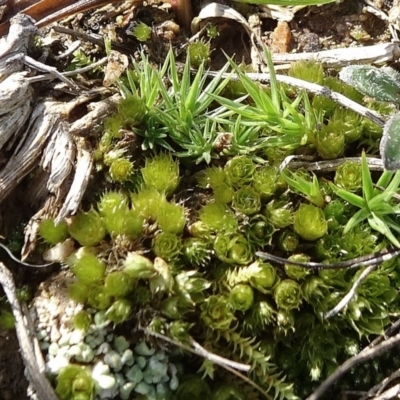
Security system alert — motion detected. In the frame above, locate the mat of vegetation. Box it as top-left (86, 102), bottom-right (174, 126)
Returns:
top-left (2, 1), bottom-right (400, 400)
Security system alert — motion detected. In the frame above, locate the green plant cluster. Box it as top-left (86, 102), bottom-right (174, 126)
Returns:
top-left (37, 50), bottom-right (400, 399)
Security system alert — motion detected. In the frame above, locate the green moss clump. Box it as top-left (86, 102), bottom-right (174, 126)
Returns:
top-left (104, 272), bottom-right (134, 297)
top-left (68, 248), bottom-right (106, 284)
top-left (68, 210), bottom-right (106, 247)
top-left (141, 154), bottom-right (180, 196)
top-left (39, 218), bottom-right (69, 244)
top-left (56, 365), bottom-right (95, 400)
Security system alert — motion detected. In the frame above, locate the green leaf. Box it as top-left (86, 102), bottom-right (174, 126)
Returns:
top-left (329, 183), bottom-right (366, 209)
top-left (368, 213), bottom-right (400, 247)
top-left (339, 65), bottom-right (400, 103)
top-left (381, 113), bottom-right (400, 171)
top-left (343, 208), bottom-right (370, 234)
top-left (361, 151), bottom-right (374, 203)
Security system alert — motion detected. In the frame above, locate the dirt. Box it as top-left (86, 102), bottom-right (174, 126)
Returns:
top-left (0, 0), bottom-right (397, 398)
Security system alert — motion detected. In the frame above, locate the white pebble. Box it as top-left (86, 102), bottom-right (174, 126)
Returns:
top-left (69, 329), bottom-right (85, 345)
top-left (48, 343), bottom-right (60, 356)
top-left (104, 351), bottom-right (123, 372)
top-left (92, 361), bottom-right (110, 377)
top-left (96, 342), bottom-right (111, 355)
top-left (75, 344), bottom-right (94, 363)
top-left (50, 326), bottom-right (61, 343)
top-left (58, 332), bottom-right (72, 347)
top-left (120, 382), bottom-right (134, 400)
top-left (96, 374), bottom-right (116, 390)
top-left (46, 355), bottom-right (69, 375)
top-left (121, 349), bottom-right (134, 366)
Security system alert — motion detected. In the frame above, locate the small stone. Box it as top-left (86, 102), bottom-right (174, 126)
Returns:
top-left (134, 341), bottom-right (155, 357)
top-left (104, 350), bottom-right (123, 371)
top-left (75, 343), bottom-right (94, 363)
top-left (48, 343), bottom-right (60, 356)
top-left (125, 364), bottom-right (143, 385)
top-left (36, 329), bottom-right (49, 341)
top-left (136, 356), bottom-right (147, 370)
top-left (50, 326), bottom-right (61, 343)
top-left (69, 344), bottom-right (81, 357)
top-left (46, 355), bottom-right (69, 374)
top-left (69, 329), bottom-right (85, 345)
top-left (106, 333), bottom-right (114, 342)
top-left (270, 21), bottom-right (292, 53)
top-left (120, 382), bottom-right (134, 400)
top-left (114, 372), bottom-right (125, 387)
top-left (169, 375), bottom-right (179, 391)
top-left (134, 381), bottom-right (151, 395)
top-left (121, 349), bottom-right (134, 366)
top-left (58, 332), bottom-right (72, 347)
top-left (96, 342), bottom-right (111, 355)
top-left (92, 361), bottom-right (110, 377)
top-left (96, 375), bottom-right (116, 390)
top-left (114, 336), bottom-right (130, 353)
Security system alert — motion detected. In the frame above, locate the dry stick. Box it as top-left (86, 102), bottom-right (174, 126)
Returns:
top-left (256, 248), bottom-right (400, 271)
top-left (324, 264), bottom-right (378, 319)
top-left (362, 369), bottom-right (400, 399)
top-left (141, 328), bottom-right (271, 399)
top-left (287, 157), bottom-right (385, 172)
top-left (306, 332), bottom-right (400, 400)
top-left (371, 384), bottom-right (400, 400)
top-left (0, 262), bottom-right (58, 400)
top-left (141, 328), bottom-right (250, 372)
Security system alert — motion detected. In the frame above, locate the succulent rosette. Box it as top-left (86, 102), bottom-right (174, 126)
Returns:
top-left (55, 365), bottom-right (95, 400)
top-left (247, 214), bottom-right (275, 246)
top-left (334, 161), bottom-right (362, 192)
top-left (264, 200), bottom-right (293, 229)
top-left (39, 218), bottom-right (69, 244)
top-left (232, 186), bottom-right (261, 215)
top-left (140, 153), bottom-right (180, 196)
top-left (332, 107), bottom-right (363, 144)
top-left (212, 384), bottom-right (244, 400)
top-left (229, 284), bottom-right (254, 311)
top-left (182, 237), bottom-right (212, 267)
top-left (109, 157), bottom-right (134, 182)
top-left (253, 165), bottom-right (279, 199)
top-left (67, 209), bottom-right (106, 247)
top-left (152, 232), bottom-right (182, 261)
top-left (214, 233), bottom-right (253, 265)
top-left (278, 230), bottom-right (299, 252)
top-left (225, 155), bottom-right (255, 187)
top-left (248, 261), bottom-right (278, 293)
top-left (284, 254), bottom-right (311, 281)
top-left (316, 120), bottom-right (345, 159)
top-left (274, 279), bottom-right (303, 310)
top-left (293, 203), bottom-right (327, 241)
top-left (201, 295), bottom-right (235, 330)
top-left (199, 202), bottom-right (238, 233)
